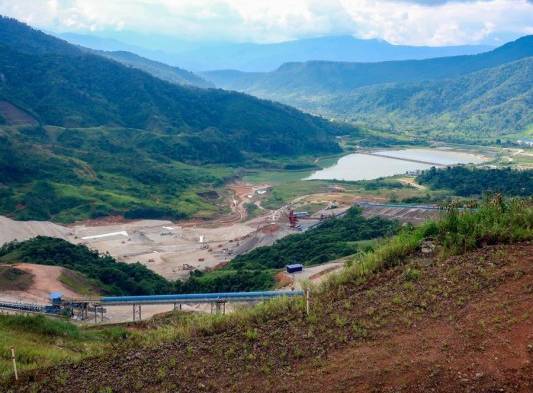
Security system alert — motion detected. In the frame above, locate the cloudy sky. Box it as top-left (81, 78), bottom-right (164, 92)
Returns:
top-left (0, 0), bottom-right (532, 45)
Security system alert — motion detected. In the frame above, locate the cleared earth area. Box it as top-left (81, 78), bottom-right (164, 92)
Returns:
top-left (7, 242), bottom-right (532, 392)
top-left (0, 264), bottom-right (87, 304)
top-left (0, 177), bottom-right (445, 322)
top-left (0, 183), bottom-right (282, 281)
top-left (0, 182), bottom-right (360, 282)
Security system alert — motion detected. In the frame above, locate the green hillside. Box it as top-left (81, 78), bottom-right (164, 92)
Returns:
top-left (0, 44), bottom-right (343, 154)
top-left (316, 57), bottom-right (533, 137)
top-left (0, 16), bottom-right (355, 222)
top-left (0, 237), bottom-right (174, 295)
top-left (229, 207), bottom-right (398, 269)
top-left (99, 50), bottom-right (214, 88)
top-left (417, 166), bottom-right (533, 197)
top-left (204, 36), bottom-right (533, 139)
top-left (204, 35), bottom-right (532, 95)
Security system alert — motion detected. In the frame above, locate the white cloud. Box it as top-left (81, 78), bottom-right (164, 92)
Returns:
top-left (341, 0), bottom-right (533, 45)
top-left (0, 0), bottom-right (531, 44)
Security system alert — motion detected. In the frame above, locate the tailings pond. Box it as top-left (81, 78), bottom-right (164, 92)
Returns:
top-left (307, 148), bottom-right (487, 181)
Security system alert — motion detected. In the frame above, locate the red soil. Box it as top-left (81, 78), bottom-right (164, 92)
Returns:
top-left (8, 242), bottom-right (533, 393)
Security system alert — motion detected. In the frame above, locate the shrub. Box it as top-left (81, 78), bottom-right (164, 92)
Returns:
top-left (325, 197), bottom-right (532, 291)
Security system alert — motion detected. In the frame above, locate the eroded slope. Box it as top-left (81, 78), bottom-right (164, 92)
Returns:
top-left (8, 242), bottom-right (532, 392)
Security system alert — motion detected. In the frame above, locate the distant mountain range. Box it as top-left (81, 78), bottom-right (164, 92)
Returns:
top-left (59, 32), bottom-right (493, 72)
top-left (55, 33), bottom-right (212, 88)
top-left (204, 36), bottom-right (532, 94)
top-left (316, 57), bottom-right (533, 137)
top-left (202, 36), bottom-right (533, 137)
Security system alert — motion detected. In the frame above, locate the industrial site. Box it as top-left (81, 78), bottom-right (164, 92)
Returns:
top-left (0, 176), bottom-right (445, 323)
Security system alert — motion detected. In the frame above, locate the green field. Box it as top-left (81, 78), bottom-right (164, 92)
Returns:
top-left (0, 315), bottom-right (124, 379)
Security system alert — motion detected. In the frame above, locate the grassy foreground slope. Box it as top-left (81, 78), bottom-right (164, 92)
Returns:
top-left (0, 315), bottom-right (127, 380)
top-left (3, 198), bottom-right (532, 392)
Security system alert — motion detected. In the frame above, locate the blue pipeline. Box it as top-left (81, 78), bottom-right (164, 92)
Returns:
top-left (100, 290), bottom-right (304, 304)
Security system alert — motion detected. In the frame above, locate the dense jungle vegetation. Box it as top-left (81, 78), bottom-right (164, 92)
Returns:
top-left (417, 166), bottom-right (533, 197)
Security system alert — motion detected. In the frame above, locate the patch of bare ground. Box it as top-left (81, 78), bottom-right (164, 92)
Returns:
top-left (0, 101), bottom-right (38, 125)
top-left (7, 242), bottom-right (532, 393)
top-left (0, 264), bottom-right (84, 304)
top-left (0, 265), bottom-right (33, 291)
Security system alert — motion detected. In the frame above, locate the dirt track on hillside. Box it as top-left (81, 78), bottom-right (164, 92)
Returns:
top-left (251, 249), bottom-right (533, 393)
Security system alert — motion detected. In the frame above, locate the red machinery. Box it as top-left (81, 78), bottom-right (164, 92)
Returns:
top-left (288, 209), bottom-right (299, 228)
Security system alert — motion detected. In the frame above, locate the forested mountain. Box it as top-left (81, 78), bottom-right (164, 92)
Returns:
top-left (57, 34), bottom-right (215, 88)
top-left (203, 36), bottom-right (533, 137)
top-left (98, 50), bottom-right (214, 88)
top-left (0, 16), bottom-right (80, 57)
top-left (0, 16), bottom-right (347, 154)
top-left (61, 32), bottom-right (492, 72)
top-left (0, 43), bottom-right (343, 152)
top-left (204, 35), bottom-right (532, 95)
top-left (0, 16), bottom-right (353, 222)
top-left (314, 57), bottom-right (533, 137)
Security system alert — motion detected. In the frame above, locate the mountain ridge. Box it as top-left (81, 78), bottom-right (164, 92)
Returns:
top-left (60, 32), bottom-right (493, 72)
top-left (203, 35), bottom-right (533, 137)
top-left (203, 35), bottom-right (533, 94)
top-left (97, 50), bottom-right (214, 88)
top-left (0, 16), bottom-right (347, 153)
top-left (302, 57), bottom-right (533, 136)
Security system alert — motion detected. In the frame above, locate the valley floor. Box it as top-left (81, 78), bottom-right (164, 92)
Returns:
top-left (7, 242), bottom-right (532, 392)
